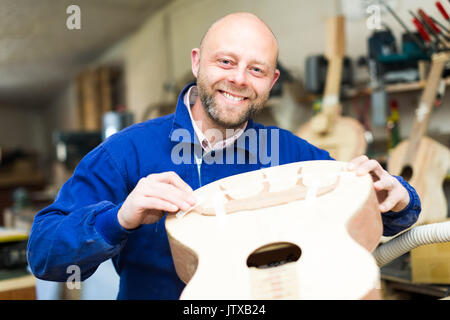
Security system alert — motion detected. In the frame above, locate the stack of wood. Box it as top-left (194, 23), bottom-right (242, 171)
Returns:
top-left (76, 67), bottom-right (117, 131)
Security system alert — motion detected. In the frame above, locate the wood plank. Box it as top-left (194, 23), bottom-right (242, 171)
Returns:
top-left (0, 274), bottom-right (36, 300)
top-left (99, 67), bottom-right (112, 115)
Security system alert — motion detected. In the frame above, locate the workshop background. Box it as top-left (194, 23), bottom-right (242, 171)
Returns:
top-left (0, 0), bottom-right (449, 300)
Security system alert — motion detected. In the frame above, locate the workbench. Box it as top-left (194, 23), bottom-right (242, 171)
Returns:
top-left (0, 268), bottom-right (36, 300)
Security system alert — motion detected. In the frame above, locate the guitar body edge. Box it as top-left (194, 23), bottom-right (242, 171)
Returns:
top-left (388, 137), bottom-right (450, 225)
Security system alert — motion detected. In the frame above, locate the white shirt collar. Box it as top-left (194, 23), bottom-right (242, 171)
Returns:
top-left (183, 85), bottom-right (247, 153)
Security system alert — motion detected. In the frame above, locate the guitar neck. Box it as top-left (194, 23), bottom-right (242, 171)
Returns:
top-left (323, 57), bottom-right (343, 110)
top-left (405, 52), bottom-right (449, 161)
top-left (322, 16), bottom-right (345, 114)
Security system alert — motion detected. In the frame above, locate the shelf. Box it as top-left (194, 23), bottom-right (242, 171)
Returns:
top-left (384, 81), bottom-right (427, 93)
top-left (344, 77), bottom-right (450, 97)
top-left (0, 171), bottom-right (44, 188)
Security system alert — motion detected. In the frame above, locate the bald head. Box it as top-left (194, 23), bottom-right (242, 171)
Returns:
top-left (199, 12), bottom-right (279, 64)
top-left (190, 12), bottom-right (281, 131)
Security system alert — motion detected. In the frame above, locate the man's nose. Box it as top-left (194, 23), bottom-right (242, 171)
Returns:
top-left (227, 67), bottom-right (248, 87)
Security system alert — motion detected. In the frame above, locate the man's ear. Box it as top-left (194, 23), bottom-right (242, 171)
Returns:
top-left (270, 69), bottom-right (281, 90)
top-left (191, 48), bottom-right (201, 78)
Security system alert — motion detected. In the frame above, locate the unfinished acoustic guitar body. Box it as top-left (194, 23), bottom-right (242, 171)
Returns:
top-left (388, 137), bottom-right (450, 225)
top-left (166, 160), bottom-right (383, 299)
top-left (387, 52), bottom-right (450, 226)
top-left (296, 116), bottom-right (367, 161)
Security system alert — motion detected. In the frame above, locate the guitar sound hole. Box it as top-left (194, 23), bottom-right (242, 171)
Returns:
top-left (400, 165), bottom-right (413, 181)
top-left (246, 242), bottom-right (301, 269)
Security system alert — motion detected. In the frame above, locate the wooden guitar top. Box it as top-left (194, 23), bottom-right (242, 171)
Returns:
top-left (166, 160), bottom-right (383, 299)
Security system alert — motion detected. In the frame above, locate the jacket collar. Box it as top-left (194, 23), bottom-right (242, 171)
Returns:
top-left (169, 82), bottom-right (198, 145)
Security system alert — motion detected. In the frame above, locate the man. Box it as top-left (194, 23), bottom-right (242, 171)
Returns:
top-left (27, 12), bottom-right (420, 299)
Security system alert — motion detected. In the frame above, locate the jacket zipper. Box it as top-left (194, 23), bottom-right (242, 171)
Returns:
top-left (194, 150), bottom-right (203, 187)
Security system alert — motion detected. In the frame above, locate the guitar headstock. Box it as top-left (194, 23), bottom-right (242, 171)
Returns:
top-left (322, 16), bottom-right (346, 112)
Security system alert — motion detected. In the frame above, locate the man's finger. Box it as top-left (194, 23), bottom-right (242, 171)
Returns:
top-left (373, 175), bottom-right (396, 191)
top-left (347, 155), bottom-right (369, 170)
top-left (153, 171), bottom-right (194, 194)
top-left (379, 191), bottom-right (402, 213)
top-left (142, 182), bottom-right (195, 211)
top-left (355, 159), bottom-right (384, 178)
top-left (138, 197), bottom-right (179, 213)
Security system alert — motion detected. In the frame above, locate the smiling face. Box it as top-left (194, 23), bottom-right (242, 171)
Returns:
top-left (191, 13), bottom-right (280, 129)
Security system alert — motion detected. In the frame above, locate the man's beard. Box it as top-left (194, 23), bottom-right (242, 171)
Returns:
top-left (197, 71), bottom-right (269, 129)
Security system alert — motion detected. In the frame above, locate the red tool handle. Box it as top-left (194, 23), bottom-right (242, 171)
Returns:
top-left (412, 18), bottom-right (431, 42)
top-left (418, 9), bottom-right (441, 34)
top-left (436, 1), bottom-right (450, 20)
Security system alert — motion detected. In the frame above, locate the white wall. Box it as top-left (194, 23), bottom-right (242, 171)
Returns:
top-left (45, 83), bottom-right (79, 133)
top-left (0, 104), bottom-right (46, 153)
top-left (124, 11), bottom-right (172, 122)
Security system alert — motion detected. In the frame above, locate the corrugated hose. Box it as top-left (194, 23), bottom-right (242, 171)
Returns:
top-left (373, 221), bottom-right (450, 267)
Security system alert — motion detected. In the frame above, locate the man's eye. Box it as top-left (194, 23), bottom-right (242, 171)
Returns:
top-left (251, 67), bottom-right (264, 74)
top-left (221, 59), bottom-right (231, 65)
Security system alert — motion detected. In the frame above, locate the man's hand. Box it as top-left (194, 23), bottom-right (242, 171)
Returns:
top-left (347, 155), bottom-right (410, 213)
top-left (117, 172), bottom-right (197, 230)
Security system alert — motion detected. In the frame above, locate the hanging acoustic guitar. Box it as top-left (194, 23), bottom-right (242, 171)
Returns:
top-left (388, 52), bottom-right (450, 225)
top-left (296, 16), bottom-right (366, 161)
top-left (166, 160), bottom-right (383, 299)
